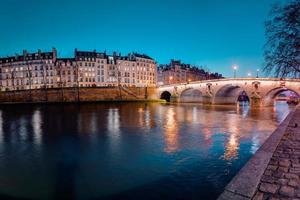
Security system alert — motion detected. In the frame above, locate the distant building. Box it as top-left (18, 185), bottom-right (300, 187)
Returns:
top-left (0, 48), bottom-right (157, 91)
top-left (157, 59), bottom-right (222, 85)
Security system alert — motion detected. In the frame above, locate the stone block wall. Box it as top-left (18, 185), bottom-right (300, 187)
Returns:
top-left (0, 87), bottom-right (158, 104)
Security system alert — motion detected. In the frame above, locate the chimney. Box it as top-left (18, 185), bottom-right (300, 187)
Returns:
top-left (74, 48), bottom-right (78, 60)
top-left (38, 49), bottom-right (41, 59)
top-left (52, 47), bottom-right (57, 62)
top-left (23, 50), bottom-right (28, 57)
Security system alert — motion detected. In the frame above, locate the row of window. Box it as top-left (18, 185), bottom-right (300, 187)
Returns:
top-left (0, 59), bottom-right (52, 65)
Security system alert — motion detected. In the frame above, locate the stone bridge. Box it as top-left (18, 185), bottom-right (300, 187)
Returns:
top-left (157, 78), bottom-right (300, 107)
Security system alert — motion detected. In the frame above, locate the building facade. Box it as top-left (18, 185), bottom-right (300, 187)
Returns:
top-left (157, 59), bottom-right (223, 85)
top-left (0, 48), bottom-right (157, 91)
top-left (74, 50), bottom-right (156, 87)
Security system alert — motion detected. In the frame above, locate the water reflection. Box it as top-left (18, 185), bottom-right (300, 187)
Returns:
top-left (32, 110), bottom-right (42, 145)
top-left (138, 106), bottom-right (151, 130)
top-left (107, 108), bottom-right (121, 153)
top-left (250, 134), bottom-right (260, 154)
top-left (19, 116), bottom-right (27, 142)
top-left (0, 111), bottom-right (3, 144)
top-left (192, 106), bottom-right (198, 123)
top-left (108, 108), bottom-right (120, 135)
top-left (0, 102), bottom-right (292, 200)
top-left (164, 107), bottom-right (179, 153)
top-left (223, 133), bottom-right (239, 160)
top-left (237, 102), bottom-right (250, 118)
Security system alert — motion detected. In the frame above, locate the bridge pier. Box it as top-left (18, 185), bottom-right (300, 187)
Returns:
top-left (170, 95), bottom-right (179, 103)
top-left (250, 97), bottom-right (262, 108)
top-left (214, 97), bottom-right (239, 105)
top-left (202, 96), bottom-right (213, 104)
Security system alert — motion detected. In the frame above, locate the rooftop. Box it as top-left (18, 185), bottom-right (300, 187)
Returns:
top-left (0, 48), bottom-right (155, 64)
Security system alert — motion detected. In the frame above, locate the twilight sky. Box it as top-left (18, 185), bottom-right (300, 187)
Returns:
top-left (0, 0), bottom-right (286, 77)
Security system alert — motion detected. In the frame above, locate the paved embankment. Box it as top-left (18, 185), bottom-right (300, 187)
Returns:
top-left (218, 107), bottom-right (300, 200)
top-left (252, 107), bottom-right (300, 199)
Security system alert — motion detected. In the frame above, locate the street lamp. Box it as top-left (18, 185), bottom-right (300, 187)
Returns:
top-left (233, 65), bottom-right (238, 78)
top-left (169, 76), bottom-right (173, 84)
top-left (256, 69), bottom-right (260, 78)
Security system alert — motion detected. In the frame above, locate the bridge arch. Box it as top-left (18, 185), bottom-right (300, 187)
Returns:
top-left (213, 84), bottom-right (250, 105)
top-left (160, 91), bottom-right (172, 102)
top-left (180, 88), bottom-right (203, 103)
top-left (263, 87), bottom-right (300, 106)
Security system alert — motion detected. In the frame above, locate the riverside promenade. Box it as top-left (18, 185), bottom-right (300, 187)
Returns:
top-left (218, 106), bottom-right (300, 200)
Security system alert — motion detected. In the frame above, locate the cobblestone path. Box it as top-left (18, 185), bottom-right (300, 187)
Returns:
top-left (253, 108), bottom-right (300, 200)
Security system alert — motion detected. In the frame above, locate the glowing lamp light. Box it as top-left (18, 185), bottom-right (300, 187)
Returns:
top-left (256, 69), bottom-right (260, 78)
top-left (232, 65), bottom-right (238, 78)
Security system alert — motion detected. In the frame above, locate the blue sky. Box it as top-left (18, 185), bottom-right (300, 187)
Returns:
top-left (0, 0), bottom-right (286, 77)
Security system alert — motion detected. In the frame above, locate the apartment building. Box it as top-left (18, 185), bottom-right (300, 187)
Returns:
top-left (157, 59), bottom-right (223, 85)
top-left (0, 48), bottom-right (157, 91)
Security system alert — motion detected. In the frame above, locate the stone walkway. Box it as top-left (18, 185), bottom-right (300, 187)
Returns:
top-left (253, 108), bottom-right (300, 200)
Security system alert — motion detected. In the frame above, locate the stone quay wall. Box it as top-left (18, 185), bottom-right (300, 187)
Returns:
top-left (0, 87), bottom-right (158, 104)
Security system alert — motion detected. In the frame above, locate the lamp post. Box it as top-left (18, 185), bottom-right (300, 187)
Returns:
top-left (169, 76), bottom-right (173, 84)
top-left (233, 65), bottom-right (238, 78)
top-left (256, 69), bottom-right (260, 78)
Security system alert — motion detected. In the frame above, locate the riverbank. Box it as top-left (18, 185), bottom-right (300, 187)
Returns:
top-left (218, 106), bottom-right (299, 200)
top-left (0, 87), bottom-right (159, 104)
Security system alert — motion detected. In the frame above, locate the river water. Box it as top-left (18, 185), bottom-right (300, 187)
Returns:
top-left (0, 102), bottom-right (292, 200)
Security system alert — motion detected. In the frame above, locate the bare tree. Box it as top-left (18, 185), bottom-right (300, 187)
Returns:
top-left (263, 0), bottom-right (300, 78)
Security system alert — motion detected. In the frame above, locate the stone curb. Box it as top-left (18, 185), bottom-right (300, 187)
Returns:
top-left (217, 108), bottom-right (297, 200)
